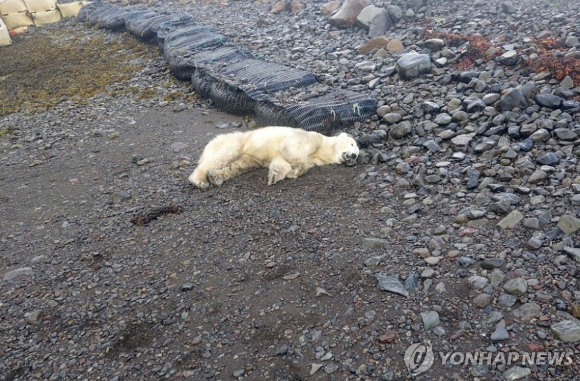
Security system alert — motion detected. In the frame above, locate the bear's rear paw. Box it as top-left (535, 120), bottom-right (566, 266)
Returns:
top-left (268, 170), bottom-right (284, 186)
top-left (189, 171), bottom-right (209, 189)
top-left (206, 170), bottom-right (224, 186)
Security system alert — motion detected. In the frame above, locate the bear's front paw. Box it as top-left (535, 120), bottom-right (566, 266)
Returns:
top-left (206, 170), bottom-right (224, 186)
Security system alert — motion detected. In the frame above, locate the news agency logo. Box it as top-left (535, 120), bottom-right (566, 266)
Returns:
top-left (404, 342), bottom-right (435, 376)
top-left (404, 342), bottom-right (575, 376)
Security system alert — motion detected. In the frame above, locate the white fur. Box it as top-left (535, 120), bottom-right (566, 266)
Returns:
top-left (189, 126), bottom-right (359, 188)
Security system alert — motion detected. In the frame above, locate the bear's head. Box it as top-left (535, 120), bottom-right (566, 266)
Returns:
top-left (335, 132), bottom-right (359, 166)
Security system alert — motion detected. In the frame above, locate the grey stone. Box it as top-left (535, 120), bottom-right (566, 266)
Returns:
top-left (330, 0), bottom-right (370, 28)
top-left (368, 11), bottom-right (392, 38)
top-left (473, 294), bottom-right (493, 308)
top-left (420, 311), bottom-right (440, 330)
top-left (424, 38), bottom-right (444, 52)
top-left (3, 267), bottom-right (33, 281)
top-left (535, 94), bottom-right (563, 108)
top-left (375, 274), bottom-right (409, 298)
top-left (551, 320), bottom-right (580, 342)
top-left (434, 113), bottom-right (452, 125)
top-left (513, 302), bottom-right (542, 321)
top-left (499, 89), bottom-right (528, 111)
top-left (528, 170), bottom-right (548, 184)
top-left (386, 4), bottom-right (402, 21)
top-left (491, 326), bottom-right (510, 341)
top-left (563, 247), bottom-right (580, 263)
top-left (498, 293), bottom-right (517, 308)
top-left (557, 215), bottom-right (580, 235)
top-left (497, 50), bottom-right (518, 66)
top-left (497, 210), bottom-right (523, 229)
top-left (504, 366), bottom-right (531, 380)
top-left (356, 5), bottom-right (384, 29)
top-left (554, 128), bottom-right (578, 141)
top-left (395, 53), bottom-right (431, 80)
top-left (363, 238), bottom-right (388, 250)
top-left (481, 258), bottom-right (505, 269)
top-left (503, 278), bottom-right (527, 295)
top-left (390, 121), bottom-right (412, 139)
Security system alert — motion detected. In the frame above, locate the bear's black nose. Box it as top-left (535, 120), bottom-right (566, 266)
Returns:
top-left (351, 153), bottom-right (357, 159)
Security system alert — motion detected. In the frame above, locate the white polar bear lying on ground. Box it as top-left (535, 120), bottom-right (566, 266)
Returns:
top-left (189, 126), bottom-right (359, 188)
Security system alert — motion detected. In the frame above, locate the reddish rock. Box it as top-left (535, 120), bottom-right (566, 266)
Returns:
top-left (379, 330), bottom-right (396, 343)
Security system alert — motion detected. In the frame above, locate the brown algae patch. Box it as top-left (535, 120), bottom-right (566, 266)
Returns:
top-left (0, 27), bottom-right (156, 117)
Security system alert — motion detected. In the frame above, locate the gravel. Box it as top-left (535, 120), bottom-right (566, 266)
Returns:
top-left (2, 0), bottom-right (580, 379)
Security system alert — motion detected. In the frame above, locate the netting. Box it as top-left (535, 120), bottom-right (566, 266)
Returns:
top-left (162, 27), bottom-right (227, 80)
top-left (166, 46), bottom-right (251, 83)
top-left (77, 1), bottom-right (103, 22)
top-left (255, 90), bottom-right (377, 135)
top-left (191, 58), bottom-right (320, 115)
top-left (156, 15), bottom-right (196, 50)
top-left (207, 58), bottom-right (319, 100)
top-left (125, 11), bottom-right (188, 41)
top-left (87, 4), bottom-right (131, 31)
top-left (76, 4), bottom-right (378, 132)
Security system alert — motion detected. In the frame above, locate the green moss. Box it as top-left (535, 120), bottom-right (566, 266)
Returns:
top-left (0, 28), bottom-right (156, 117)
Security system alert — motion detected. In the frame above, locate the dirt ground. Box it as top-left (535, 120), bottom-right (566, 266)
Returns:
top-left (1, 20), bottom-right (577, 381)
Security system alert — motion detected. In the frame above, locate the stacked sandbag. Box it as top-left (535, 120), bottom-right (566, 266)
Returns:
top-left (255, 90), bottom-right (378, 135)
top-left (0, 0), bottom-right (34, 30)
top-left (0, 17), bottom-right (12, 46)
top-left (57, 1), bottom-right (85, 18)
top-left (192, 58), bottom-right (319, 115)
top-left (23, 0), bottom-right (62, 27)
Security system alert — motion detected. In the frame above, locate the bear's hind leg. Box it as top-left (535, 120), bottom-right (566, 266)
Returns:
top-left (189, 168), bottom-right (209, 189)
top-left (208, 155), bottom-right (260, 186)
top-left (268, 156), bottom-right (292, 185)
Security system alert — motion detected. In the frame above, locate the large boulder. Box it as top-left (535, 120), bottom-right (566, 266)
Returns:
top-left (395, 53), bottom-right (431, 80)
top-left (329, 0), bottom-right (369, 28)
top-left (368, 8), bottom-right (391, 38)
top-left (356, 5), bottom-right (384, 29)
top-left (499, 88), bottom-right (528, 111)
top-left (386, 4), bottom-right (403, 22)
top-left (320, 0), bottom-right (341, 15)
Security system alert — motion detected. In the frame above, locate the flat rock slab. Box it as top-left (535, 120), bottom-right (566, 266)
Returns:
top-left (3, 267), bottom-right (33, 281)
top-left (551, 320), bottom-right (580, 343)
top-left (497, 210), bottom-right (523, 229)
top-left (374, 274), bottom-right (409, 298)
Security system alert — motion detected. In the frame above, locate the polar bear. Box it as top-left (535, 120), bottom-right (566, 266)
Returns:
top-left (189, 126), bottom-right (359, 188)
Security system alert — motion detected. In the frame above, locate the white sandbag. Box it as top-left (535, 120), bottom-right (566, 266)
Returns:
top-left (2, 11), bottom-right (34, 29)
top-left (56, 1), bottom-right (83, 17)
top-left (32, 8), bottom-right (61, 26)
top-left (0, 0), bottom-right (28, 15)
top-left (0, 18), bottom-right (12, 46)
top-left (22, 0), bottom-right (57, 13)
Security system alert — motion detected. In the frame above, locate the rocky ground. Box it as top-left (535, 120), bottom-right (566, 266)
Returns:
top-left (2, 0), bottom-right (580, 380)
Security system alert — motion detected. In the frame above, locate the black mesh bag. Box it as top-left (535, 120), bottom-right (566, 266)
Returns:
top-left (92, 5), bottom-right (132, 31)
top-left (78, 1), bottom-right (107, 23)
top-left (255, 90), bottom-right (377, 135)
top-left (156, 15), bottom-right (196, 51)
top-left (192, 58), bottom-right (319, 115)
top-left (125, 11), bottom-right (187, 41)
top-left (162, 29), bottom-right (227, 80)
top-left (212, 59), bottom-right (319, 100)
top-left (166, 46), bottom-right (251, 83)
